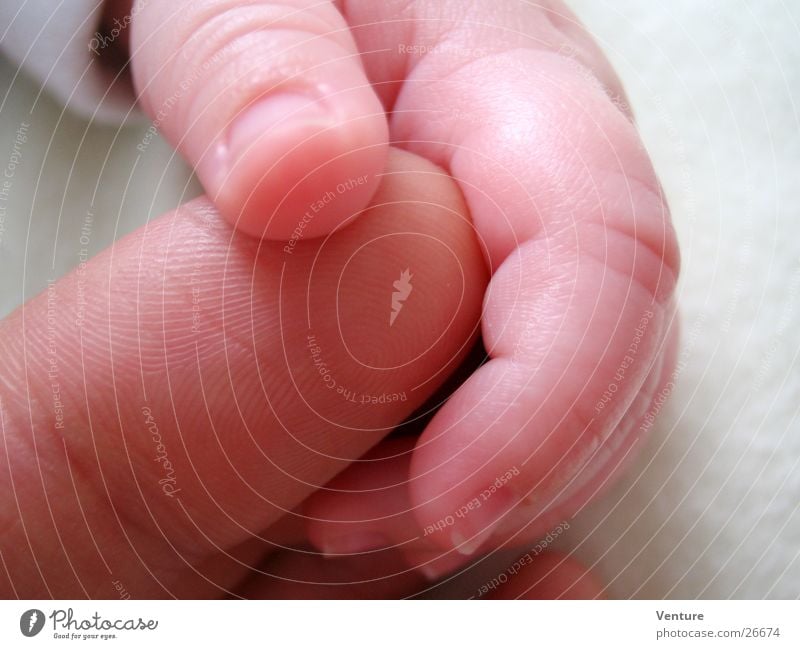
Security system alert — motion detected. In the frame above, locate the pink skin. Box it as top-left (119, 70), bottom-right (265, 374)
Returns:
top-left (486, 552), bottom-right (606, 600)
top-left (0, 150), bottom-right (487, 597)
top-left (1, 0), bottom-right (679, 596)
top-left (130, 0), bottom-right (389, 239)
top-left (236, 547), bottom-right (603, 599)
top-left (305, 323), bottom-right (679, 581)
top-left (301, 0), bottom-right (679, 572)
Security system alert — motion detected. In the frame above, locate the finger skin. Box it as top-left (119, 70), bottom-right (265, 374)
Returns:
top-left (304, 438), bottom-right (467, 581)
top-left (236, 548), bottom-right (601, 599)
top-left (0, 149), bottom-right (486, 598)
top-left (130, 0), bottom-right (388, 239)
top-left (318, 0), bottom-right (681, 554)
top-left (304, 325), bottom-right (676, 580)
top-left (487, 551), bottom-right (605, 599)
top-left (237, 545), bottom-right (425, 599)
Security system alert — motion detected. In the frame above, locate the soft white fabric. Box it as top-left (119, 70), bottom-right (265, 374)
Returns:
top-left (0, 0), bottom-right (136, 122)
top-left (0, 0), bottom-right (797, 598)
top-left (559, 0), bottom-right (800, 599)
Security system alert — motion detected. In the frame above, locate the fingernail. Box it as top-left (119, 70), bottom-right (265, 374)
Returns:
top-left (414, 552), bottom-right (468, 582)
top-left (232, 92), bottom-right (330, 150)
top-left (418, 563), bottom-right (445, 582)
top-left (211, 92), bottom-right (334, 185)
top-left (319, 531), bottom-right (390, 557)
top-left (451, 527), bottom-right (494, 557)
top-left (449, 485), bottom-right (517, 556)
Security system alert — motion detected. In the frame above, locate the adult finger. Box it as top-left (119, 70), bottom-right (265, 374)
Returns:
top-left (128, 0), bottom-right (388, 239)
top-left (0, 148), bottom-right (485, 597)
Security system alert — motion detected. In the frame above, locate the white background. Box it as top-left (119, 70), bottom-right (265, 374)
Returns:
top-left (0, 600), bottom-right (798, 647)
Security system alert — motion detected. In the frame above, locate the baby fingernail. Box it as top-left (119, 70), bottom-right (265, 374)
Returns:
top-left (204, 91), bottom-right (335, 199)
top-left (449, 486), bottom-right (517, 556)
top-left (414, 552), bottom-right (469, 582)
